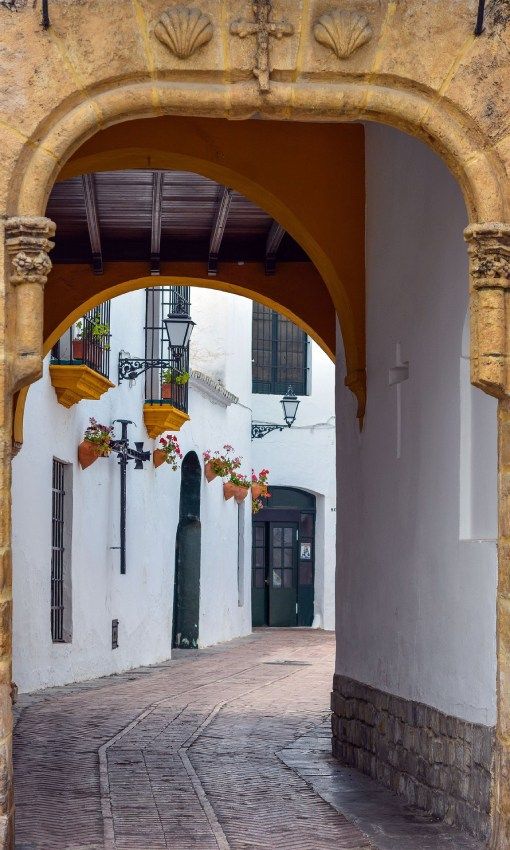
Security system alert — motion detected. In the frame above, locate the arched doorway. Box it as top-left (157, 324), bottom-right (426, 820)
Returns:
top-left (252, 487), bottom-right (316, 628)
top-left (173, 451), bottom-right (201, 649)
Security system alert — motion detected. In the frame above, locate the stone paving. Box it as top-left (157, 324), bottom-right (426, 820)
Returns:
top-left (12, 630), bottom-right (484, 850)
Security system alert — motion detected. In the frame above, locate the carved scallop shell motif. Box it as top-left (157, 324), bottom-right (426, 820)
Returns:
top-left (154, 6), bottom-right (213, 59)
top-left (313, 9), bottom-right (372, 60)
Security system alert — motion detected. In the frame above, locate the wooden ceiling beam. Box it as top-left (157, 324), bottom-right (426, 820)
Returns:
top-left (265, 220), bottom-right (286, 275)
top-left (81, 173), bottom-right (103, 275)
top-left (208, 187), bottom-right (232, 276)
top-left (150, 171), bottom-right (164, 276)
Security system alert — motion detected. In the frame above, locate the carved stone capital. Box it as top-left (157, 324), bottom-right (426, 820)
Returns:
top-left (464, 223), bottom-right (510, 399)
top-left (5, 216), bottom-right (55, 287)
top-left (464, 222), bottom-right (510, 287)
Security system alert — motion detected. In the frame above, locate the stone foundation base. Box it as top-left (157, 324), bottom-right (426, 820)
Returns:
top-left (331, 674), bottom-right (493, 841)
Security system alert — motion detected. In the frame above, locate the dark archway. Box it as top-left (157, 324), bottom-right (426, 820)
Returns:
top-left (172, 452), bottom-right (202, 649)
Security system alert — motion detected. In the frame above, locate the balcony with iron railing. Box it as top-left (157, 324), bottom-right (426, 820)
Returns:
top-left (49, 302), bottom-right (115, 408)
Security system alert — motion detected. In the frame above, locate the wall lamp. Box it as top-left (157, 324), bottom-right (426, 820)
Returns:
top-left (251, 387), bottom-right (300, 439)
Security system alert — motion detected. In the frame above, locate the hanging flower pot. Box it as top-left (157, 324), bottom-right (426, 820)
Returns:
top-left (223, 481), bottom-right (236, 500)
top-left (251, 469), bottom-right (270, 501)
top-left (235, 485), bottom-right (250, 503)
top-left (204, 460), bottom-right (217, 482)
top-left (154, 434), bottom-right (183, 470)
top-left (153, 448), bottom-right (167, 469)
top-left (78, 440), bottom-right (102, 470)
top-left (78, 419), bottom-right (114, 470)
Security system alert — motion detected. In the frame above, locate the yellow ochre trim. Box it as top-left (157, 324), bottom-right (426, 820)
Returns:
top-left (49, 364), bottom-right (114, 409)
top-left (143, 403), bottom-right (190, 440)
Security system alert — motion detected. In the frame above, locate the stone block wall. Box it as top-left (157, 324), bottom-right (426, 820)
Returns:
top-left (331, 674), bottom-right (494, 841)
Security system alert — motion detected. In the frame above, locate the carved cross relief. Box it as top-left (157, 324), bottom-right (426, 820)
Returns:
top-left (230, 1), bottom-right (294, 92)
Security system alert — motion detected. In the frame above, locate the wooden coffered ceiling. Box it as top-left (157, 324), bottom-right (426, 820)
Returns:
top-left (47, 170), bottom-right (308, 276)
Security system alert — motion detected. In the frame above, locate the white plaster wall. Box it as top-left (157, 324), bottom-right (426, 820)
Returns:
top-left (12, 287), bottom-right (253, 693)
top-left (252, 341), bottom-right (336, 630)
top-left (335, 125), bottom-right (498, 726)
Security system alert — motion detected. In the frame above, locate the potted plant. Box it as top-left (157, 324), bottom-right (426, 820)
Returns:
top-left (161, 368), bottom-right (190, 401)
top-left (223, 479), bottom-right (237, 500)
top-left (78, 417), bottom-right (114, 469)
top-left (251, 468), bottom-right (270, 500)
top-left (230, 472), bottom-right (250, 502)
top-left (203, 445), bottom-right (241, 482)
top-left (73, 314), bottom-right (111, 366)
top-left (153, 433), bottom-right (183, 469)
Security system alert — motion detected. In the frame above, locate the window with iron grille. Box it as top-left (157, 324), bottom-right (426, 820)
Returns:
top-left (252, 303), bottom-right (308, 395)
top-left (51, 459), bottom-right (72, 643)
top-left (144, 285), bottom-right (190, 414)
top-left (51, 300), bottom-right (111, 380)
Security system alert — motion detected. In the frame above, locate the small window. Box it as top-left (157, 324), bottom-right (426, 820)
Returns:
top-left (51, 459), bottom-right (72, 643)
top-left (252, 303), bottom-right (308, 395)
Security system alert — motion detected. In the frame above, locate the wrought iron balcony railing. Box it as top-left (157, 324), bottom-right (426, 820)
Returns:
top-left (51, 301), bottom-right (111, 380)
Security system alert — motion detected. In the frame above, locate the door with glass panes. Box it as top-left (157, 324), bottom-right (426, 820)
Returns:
top-left (252, 521), bottom-right (298, 626)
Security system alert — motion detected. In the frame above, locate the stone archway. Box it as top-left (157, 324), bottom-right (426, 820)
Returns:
top-left (2, 2), bottom-right (510, 845)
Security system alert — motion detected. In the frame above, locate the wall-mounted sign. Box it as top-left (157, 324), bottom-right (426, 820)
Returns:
top-left (300, 542), bottom-right (311, 560)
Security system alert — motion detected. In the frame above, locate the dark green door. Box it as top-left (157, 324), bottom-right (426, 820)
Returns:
top-left (252, 522), bottom-right (267, 627)
top-left (268, 522), bottom-right (298, 626)
top-left (173, 518), bottom-right (201, 648)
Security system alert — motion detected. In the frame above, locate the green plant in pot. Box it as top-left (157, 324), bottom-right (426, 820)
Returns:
top-left (73, 314), bottom-right (111, 363)
top-left (161, 368), bottom-right (190, 400)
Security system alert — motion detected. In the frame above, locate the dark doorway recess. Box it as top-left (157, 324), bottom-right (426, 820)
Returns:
top-left (173, 452), bottom-right (201, 649)
top-left (252, 487), bottom-right (315, 628)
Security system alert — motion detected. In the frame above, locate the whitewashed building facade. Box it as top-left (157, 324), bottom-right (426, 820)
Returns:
top-left (11, 286), bottom-right (335, 692)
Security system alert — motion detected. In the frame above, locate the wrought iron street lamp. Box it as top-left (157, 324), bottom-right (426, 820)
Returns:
top-left (163, 311), bottom-right (196, 350)
top-left (251, 386), bottom-right (300, 439)
top-left (280, 386), bottom-right (300, 427)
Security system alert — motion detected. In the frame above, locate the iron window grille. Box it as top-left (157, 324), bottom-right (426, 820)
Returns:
top-left (252, 303), bottom-right (308, 395)
top-left (144, 285), bottom-right (190, 414)
top-left (51, 300), bottom-right (111, 380)
top-left (51, 459), bottom-right (66, 643)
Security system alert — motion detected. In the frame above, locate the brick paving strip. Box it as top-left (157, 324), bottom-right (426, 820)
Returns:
top-left (14, 630), bottom-right (374, 850)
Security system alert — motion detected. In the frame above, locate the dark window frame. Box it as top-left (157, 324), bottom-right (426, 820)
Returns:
top-left (252, 303), bottom-right (308, 395)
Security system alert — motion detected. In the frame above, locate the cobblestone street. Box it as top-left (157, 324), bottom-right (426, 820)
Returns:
top-left (13, 630), bottom-right (483, 850)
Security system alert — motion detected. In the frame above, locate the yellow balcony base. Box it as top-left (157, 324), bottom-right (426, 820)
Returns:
top-left (143, 403), bottom-right (190, 439)
top-left (49, 365), bottom-right (115, 409)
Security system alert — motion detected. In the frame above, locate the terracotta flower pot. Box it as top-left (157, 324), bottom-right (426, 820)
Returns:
top-left (162, 383), bottom-right (177, 401)
top-left (72, 339), bottom-right (84, 360)
top-left (234, 485), bottom-right (249, 503)
top-left (251, 484), bottom-right (267, 500)
top-left (153, 449), bottom-right (167, 469)
top-left (223, 481), bottom-right (236, 501)
top-left (204, 460), bottom-right (217, 482)
top-left (78, 440), bottom-right (101, 470)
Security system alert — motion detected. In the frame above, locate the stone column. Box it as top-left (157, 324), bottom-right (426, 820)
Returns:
top-left (465, 223), bottom-right (510, 849)
top-left (464, 223), bottom-right (510, 400)
top-left (4, 217), bottom-right (55, 392)
top-left (0, 216), bottom-right (54, 848)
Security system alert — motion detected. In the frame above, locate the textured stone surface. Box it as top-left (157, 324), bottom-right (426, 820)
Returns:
top-left (14, 629), bottom-right (375, 850)
top-left (331, 674), bottom-right (494, 841)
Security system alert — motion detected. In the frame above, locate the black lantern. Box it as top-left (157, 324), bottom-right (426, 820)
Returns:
top-left (163, 312), bottom-right (196, 350)
top-left (281, 386), bottom-right (300, 428)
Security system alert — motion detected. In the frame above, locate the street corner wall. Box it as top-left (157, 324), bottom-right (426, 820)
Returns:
top-left (332, 125), bottom-right (498, 839)
top-left (187, 289), bottom-right (253, 649)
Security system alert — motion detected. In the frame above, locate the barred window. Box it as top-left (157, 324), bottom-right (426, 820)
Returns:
top-left (252, 304), bottom-right (308, 395)
top-left (51, 459), bottom-right (72, 643)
